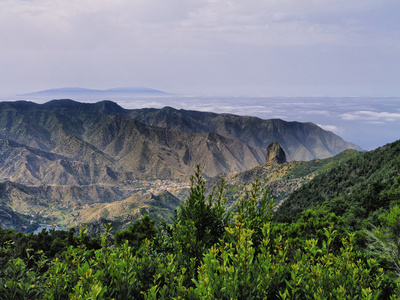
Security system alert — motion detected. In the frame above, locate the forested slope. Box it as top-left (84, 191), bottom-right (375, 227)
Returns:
top-left (276, 140), bottom-right (400, 229)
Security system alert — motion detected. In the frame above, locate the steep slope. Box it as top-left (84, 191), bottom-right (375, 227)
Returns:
top-left (275, 139), bottom-right (400, 227)
top-left (206, 144), bottom-right (360, 211)
top-left (127, 106), bottom-right (361, 161)
top-left (0, 179), bottom-right (150, 231)
top-left (0, 101), bottom-right (122, 180)
top-left (0, 100), bottom-right (265, 181)
top-left (0, 178), bottom-right (181, 232)
top-left (66, 191), bottom-right (182, 232)
top-left (0, 205), bottom-right (31, 231)
top-left (1, 100), bottom-right (361, 166)
top-left (0, 99), bottom-right (366, 232)
top-left (0, 180), bottom-right (135, 214)
top-left (85, 114), bottom-right (265, 179)
top-left (0, 144), bottom-right (359, 232)
top-left (0, 138), bottom-right (128, 185)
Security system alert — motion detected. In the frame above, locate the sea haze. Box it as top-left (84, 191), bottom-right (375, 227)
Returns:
top-left (3, 91), bottom-right (399, 151)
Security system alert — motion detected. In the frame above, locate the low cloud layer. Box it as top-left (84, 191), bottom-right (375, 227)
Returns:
top-left (341, 111), bottom-right (400, 122)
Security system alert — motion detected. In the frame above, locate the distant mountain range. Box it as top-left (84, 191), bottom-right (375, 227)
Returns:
top-left (0, 99), bottom-right (360, 183)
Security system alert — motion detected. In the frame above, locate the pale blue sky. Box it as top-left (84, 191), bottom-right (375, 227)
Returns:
top-left (1, 0), bottom-right (399, 97)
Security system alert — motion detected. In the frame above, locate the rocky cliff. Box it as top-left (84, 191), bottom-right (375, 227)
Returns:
top-left (265, 141), bottom-right (287, 164)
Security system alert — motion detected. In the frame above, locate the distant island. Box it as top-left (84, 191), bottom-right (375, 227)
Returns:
top-left (17, 86), bottom-right (168, 97)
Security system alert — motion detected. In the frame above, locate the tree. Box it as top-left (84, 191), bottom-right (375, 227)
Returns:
top-left (171, 165), bottom-right (228, 262)
top-left (114, 215), bottom-right (156, 252)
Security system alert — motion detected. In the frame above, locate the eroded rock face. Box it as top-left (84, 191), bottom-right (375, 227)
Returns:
top-left (0, 205), bottom-right (19, 230)
top-left (265, 141), bottom-right (287, 164)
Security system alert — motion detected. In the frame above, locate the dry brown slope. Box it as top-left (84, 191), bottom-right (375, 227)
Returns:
top-left (65, 191), bottom-right (182, 231)
top-left (85, 114), bottom-right (265, 179)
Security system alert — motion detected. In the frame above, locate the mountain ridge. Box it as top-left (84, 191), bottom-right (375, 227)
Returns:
top-left (0, 100), bottom-right (270, 182)
top-left (127, 106), bottom-right (361, 161)
top-left (0, 100), bottom-right (361, 184)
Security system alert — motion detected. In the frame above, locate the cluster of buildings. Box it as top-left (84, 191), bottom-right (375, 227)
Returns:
top-left (121, 179), bottom-right (189, 195)
top-left (143, 180), bottom-right (190, 195)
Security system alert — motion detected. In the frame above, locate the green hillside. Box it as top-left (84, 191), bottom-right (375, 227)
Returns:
top-left (208, 148), bottom-right (359, 211)
top-left (276, 140), bottom-right (400, 229)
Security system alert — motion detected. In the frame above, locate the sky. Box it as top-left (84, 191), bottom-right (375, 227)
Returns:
top-left (1, 0), bottom-right (400, 97)
top-left (1, 0), bottom-right (400, 151)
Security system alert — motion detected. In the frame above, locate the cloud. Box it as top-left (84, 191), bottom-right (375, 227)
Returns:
top-left (316, 124), bottom-right (342, 135)
top-left (3, 0), bottom-right (399, 48)
top-left (340, 110), bottom-right (400, 122)
top-left (301, 110), bottom-right (331, 116)
top-left (0, 0), bottom-right (399, 95)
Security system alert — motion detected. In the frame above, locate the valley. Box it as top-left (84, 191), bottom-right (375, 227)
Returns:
top-left (0, 99), bottom-right (362, 232)
top-left (0, 178), bottom-right (190, 232)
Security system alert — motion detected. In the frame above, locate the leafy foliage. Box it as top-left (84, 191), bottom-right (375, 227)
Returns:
top-left (114, 215), bottom-right (156, 251)
top-left (171, 165), bottom-right (229, 263)
top-left (1, 160), bottom-right (400, 298)
top-left (367, 205), bottom-right (400, 278)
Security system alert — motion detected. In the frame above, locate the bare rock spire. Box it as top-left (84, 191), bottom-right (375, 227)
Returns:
top-left (265, 141), bottom-right (286, 164)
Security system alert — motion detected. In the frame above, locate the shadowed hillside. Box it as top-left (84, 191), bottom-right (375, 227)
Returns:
top-left (127, 106), bottom-right (361, 161)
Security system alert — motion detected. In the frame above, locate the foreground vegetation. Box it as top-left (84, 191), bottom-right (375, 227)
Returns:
top-left (1, 163), bottom-right (400, 299)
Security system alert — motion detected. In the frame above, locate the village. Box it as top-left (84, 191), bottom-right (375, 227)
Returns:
top-left (122, 179), bottom-right (190, 196)
top-left (23, 179), bottom-right (190, 231)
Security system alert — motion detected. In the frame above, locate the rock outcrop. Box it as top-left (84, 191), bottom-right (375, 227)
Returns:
top-left (0, 205), bottom-right (23, 230)
top-left (265, 141), bottom-right (287, 164)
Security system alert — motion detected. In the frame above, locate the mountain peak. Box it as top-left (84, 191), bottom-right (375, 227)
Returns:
top-left (265, 141), bottom-right (286, 164)
top-left (40, 99), bottom-right (125, 114)
top-left (93, 100), bottom-right (125, 113)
